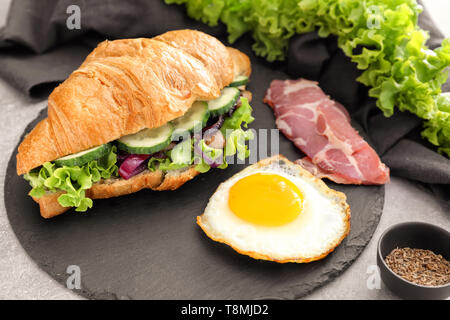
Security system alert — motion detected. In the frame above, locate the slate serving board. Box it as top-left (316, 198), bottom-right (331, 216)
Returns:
top-left (4, 44), bottom-right (384, 299)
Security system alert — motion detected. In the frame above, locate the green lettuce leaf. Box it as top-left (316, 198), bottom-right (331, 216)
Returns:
top-left (148, 157), bottom-right (165, 172)
top-left (224, 128), bottom-right (254, 160)
top-left (194, 161), bottom-right (212, 173)
top-left (422, 94), bottom-right (450, 157)
top-left (220, 97), bottom-right (254, 132)
top-left (194, 138), bottom-right (226, 173)
top-left (24, 146), bottom-right (118, 212)
top-left (148, 139), bottom-right (194, 172)
top-left (158, 140), bottom-right (194, 171)
top-left (158, 158), bottom-right (193, 171)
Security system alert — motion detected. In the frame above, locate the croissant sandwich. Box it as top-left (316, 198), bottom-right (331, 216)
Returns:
top-left (17, 30), bottom-right (253, 219)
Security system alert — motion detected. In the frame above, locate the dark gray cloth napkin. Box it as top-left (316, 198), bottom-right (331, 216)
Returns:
top-left (0, 0), bottom-right (448, 200)
top-left (0, 0), bottom-right (225, 95)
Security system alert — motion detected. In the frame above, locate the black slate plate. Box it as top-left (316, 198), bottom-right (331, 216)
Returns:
top-left (4, 45), bottom-right (384, 299)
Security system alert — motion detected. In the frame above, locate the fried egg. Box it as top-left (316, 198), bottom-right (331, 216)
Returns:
top-left (197, 155), bottom-right (350, 263)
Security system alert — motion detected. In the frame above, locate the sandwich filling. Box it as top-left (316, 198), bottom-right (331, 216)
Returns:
top-left (23, 79), bottom-right (254, 212)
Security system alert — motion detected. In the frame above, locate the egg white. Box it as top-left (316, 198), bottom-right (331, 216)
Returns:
top-left (197, 156), bottom-right (350, 263)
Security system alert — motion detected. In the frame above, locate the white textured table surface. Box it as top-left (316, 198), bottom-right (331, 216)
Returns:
top-left (0, 1), bottom-right (448, 300)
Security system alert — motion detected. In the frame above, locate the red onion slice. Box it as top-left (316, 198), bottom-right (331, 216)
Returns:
top-left (119, 154), bottom-right (151, 180)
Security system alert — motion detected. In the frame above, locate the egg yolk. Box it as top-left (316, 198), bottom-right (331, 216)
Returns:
top-left (228, 173), bottom-right (304, 227)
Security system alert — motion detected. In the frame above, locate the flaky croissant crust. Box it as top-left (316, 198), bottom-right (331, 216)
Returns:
top-left (16, 30), bottom-right (251, 175)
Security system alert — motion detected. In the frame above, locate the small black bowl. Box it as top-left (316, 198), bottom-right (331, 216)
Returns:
top-left (377, 222), bottom-right (450, 300)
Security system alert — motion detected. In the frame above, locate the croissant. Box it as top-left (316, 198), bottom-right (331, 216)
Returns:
top-left (16, 29), bottom-right (252, 218)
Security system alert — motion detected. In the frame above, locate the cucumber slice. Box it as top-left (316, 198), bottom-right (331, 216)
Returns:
top-left (207, 87), bottom-right (240, 117)
top-left (54, 143), bottom-right (112, 167)
top-left (171, 101), bottom-right (209, 138)
top-left (117, 123), bottom-right (174, 154)
top-left (228, 75), bottom-right (248, 87)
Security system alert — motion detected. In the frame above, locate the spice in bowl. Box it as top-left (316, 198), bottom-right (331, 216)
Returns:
top-left (385, 247), bottom-right (450, 286)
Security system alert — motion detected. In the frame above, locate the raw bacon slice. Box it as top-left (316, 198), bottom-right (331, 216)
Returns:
top-left (264, 78), bottom-right (389, 185)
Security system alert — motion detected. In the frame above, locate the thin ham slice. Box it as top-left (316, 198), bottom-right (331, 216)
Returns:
top-left (264, 78), bottom-right (389, 185)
